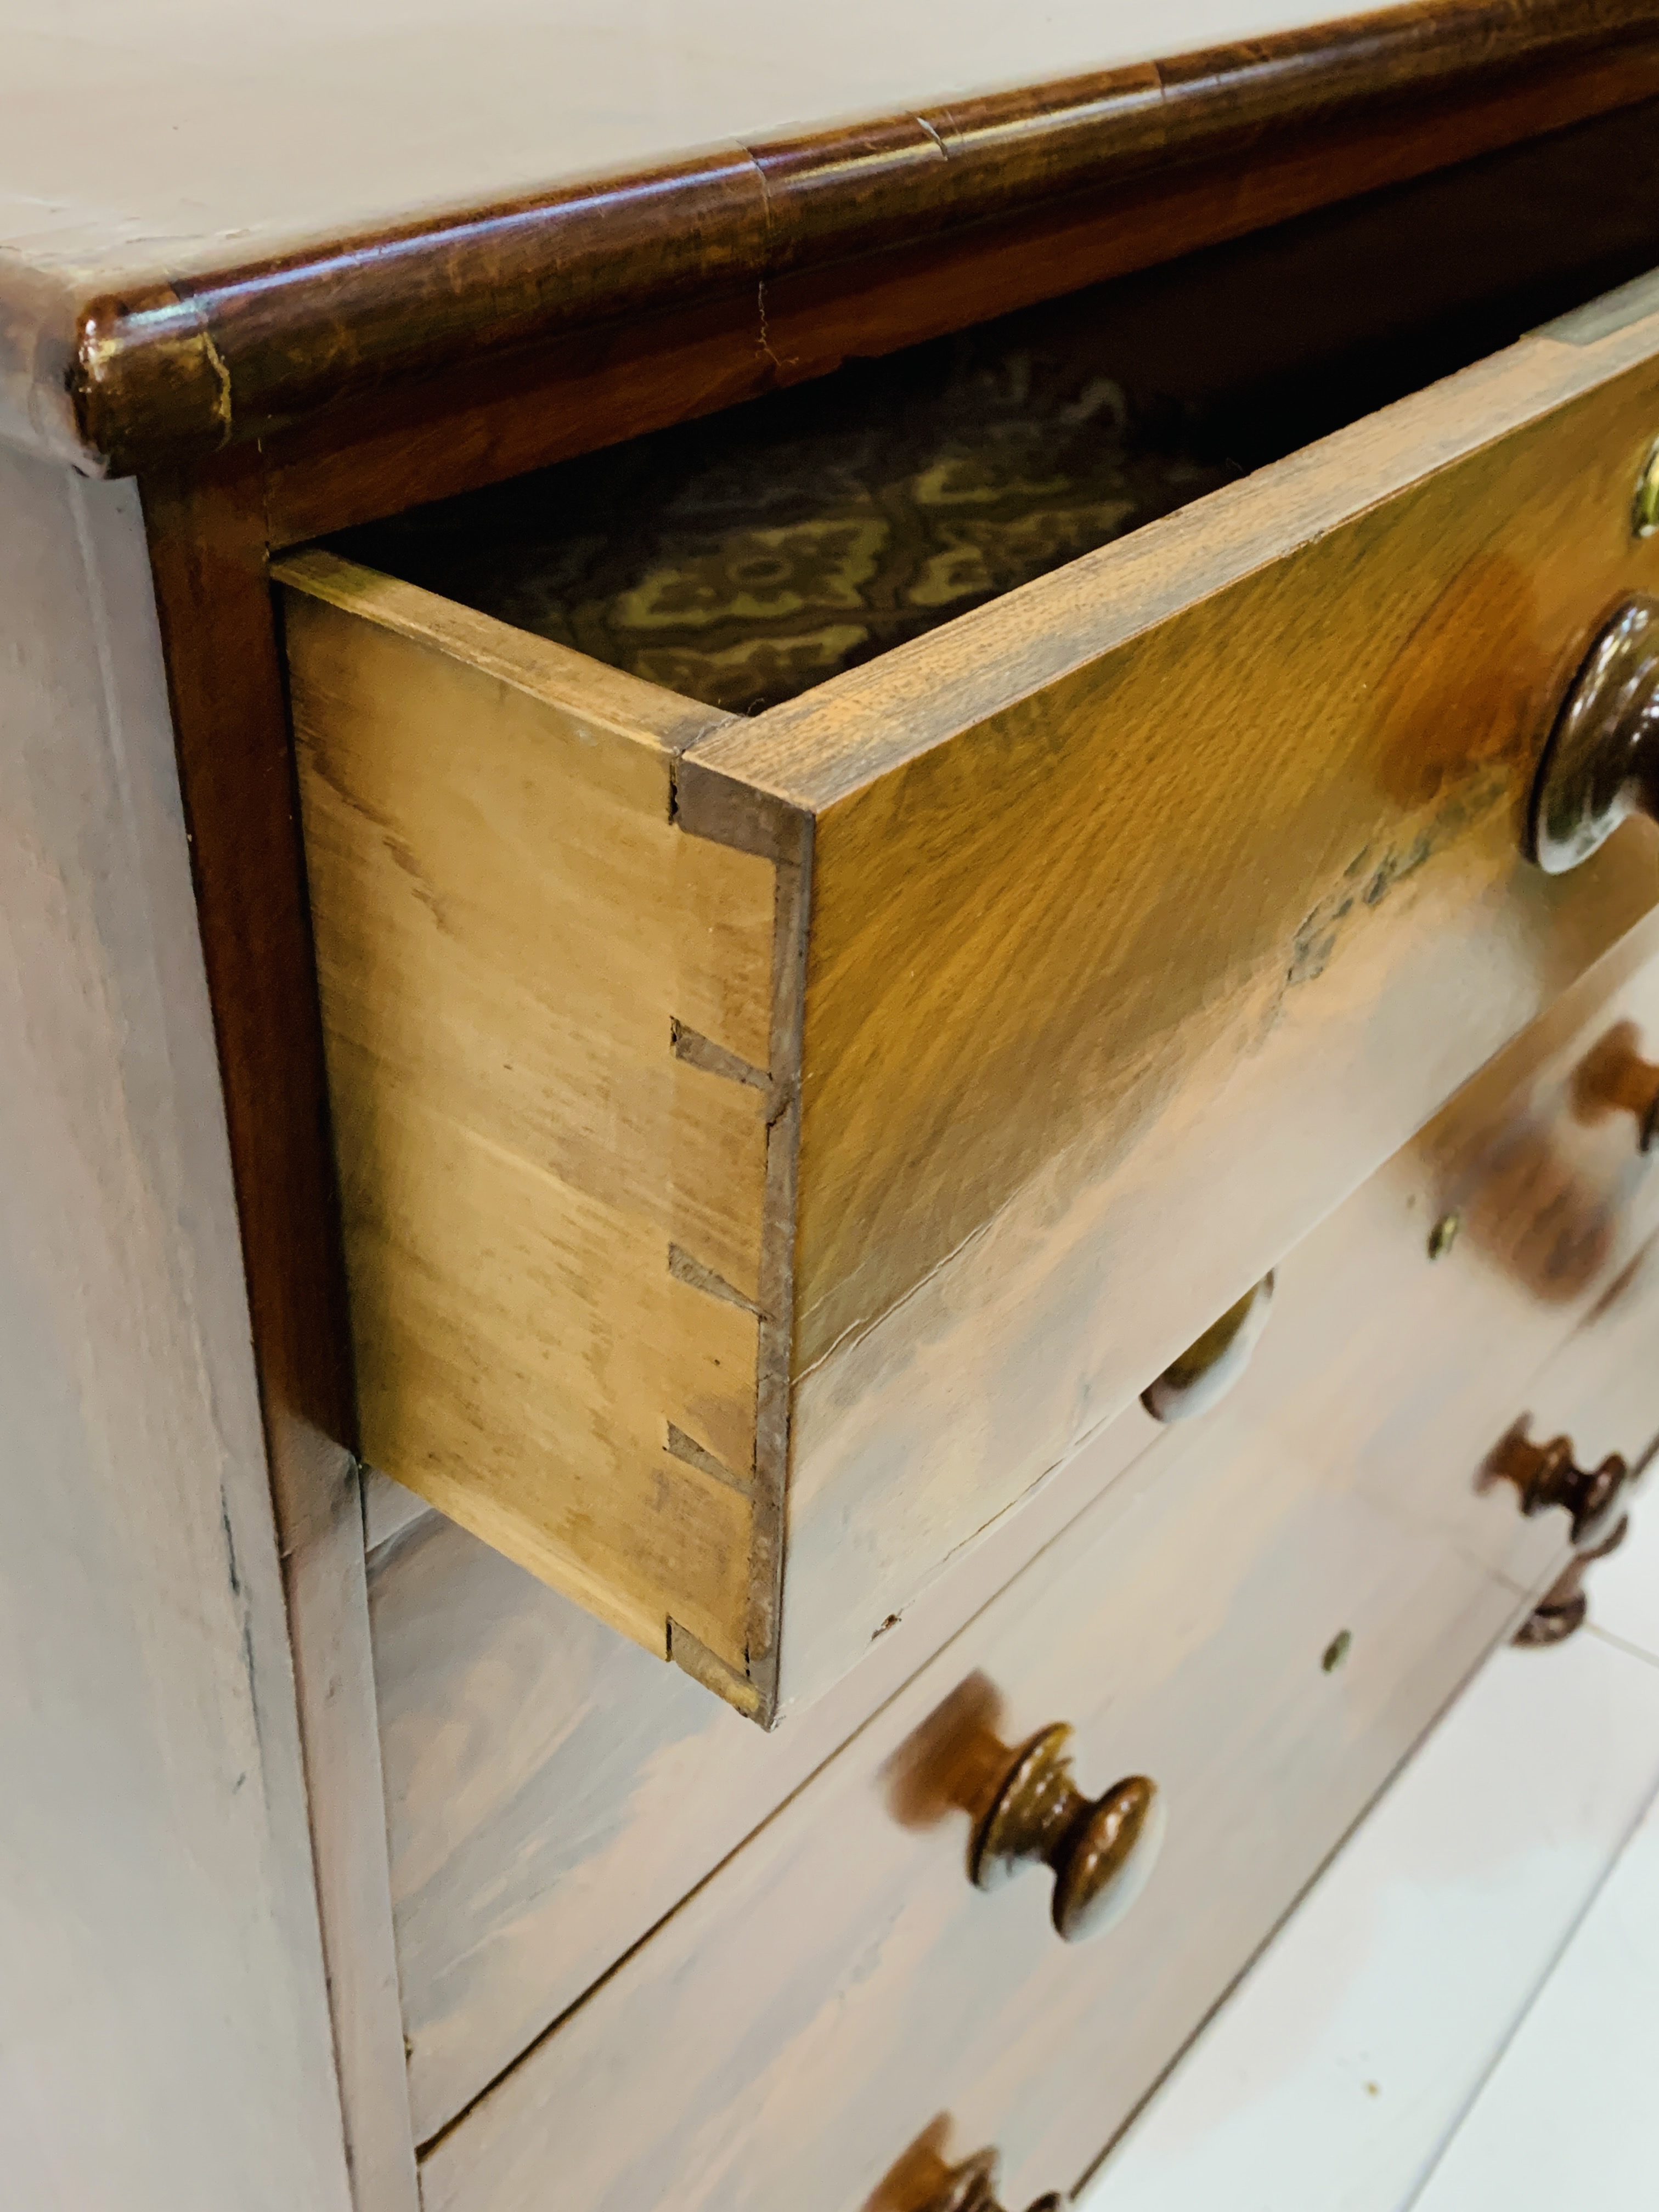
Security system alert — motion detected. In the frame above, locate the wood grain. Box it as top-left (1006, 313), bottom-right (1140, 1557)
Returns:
top-left (142, 457), bottom-right (360, 1542)
top-left (0, 444), bottom-right (351, 2210)
top-left (12, 2), bottom-right (1659, 476)
top-left (679, 289), bottom-right (1659, 1706)
top-left (419, 1033), bottom-right (1659, 2210)
top-left (141, 472), bottom-right (419, 2211)
top-left (292, 271), bottom-right (1659, 1722)
top-left (261, 72), bottom-right (1659, 549)
top-left (372, 1409), bottom-right (1159, 2143)
top-left (374, 912), bottom-right (1659, 2140)
top-left (279, 554), bottom-right (789, 1694)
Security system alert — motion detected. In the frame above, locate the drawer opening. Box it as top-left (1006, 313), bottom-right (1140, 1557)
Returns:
top-left (279, 99), bottom-right (1659, 1727)
top-left (333, 100), bottom-right (1659, 720)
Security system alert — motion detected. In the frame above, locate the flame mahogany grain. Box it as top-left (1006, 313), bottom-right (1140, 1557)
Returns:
top-left (260, 74), bottom-right (1659, 548)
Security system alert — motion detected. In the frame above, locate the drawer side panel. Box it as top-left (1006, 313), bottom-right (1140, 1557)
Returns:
top-left (283, 563), bottom-right (782, 1692)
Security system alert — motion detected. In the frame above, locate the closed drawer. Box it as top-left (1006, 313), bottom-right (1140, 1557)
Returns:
top-left (371, 1404), bottom-right (1156, 2143)
top-left (380, 913), bottom-right (1659, 2148)
top-left (281, 192), bottom-right (1659, 1721)
top-left (415, 1015), bottom-right (1659, 2212)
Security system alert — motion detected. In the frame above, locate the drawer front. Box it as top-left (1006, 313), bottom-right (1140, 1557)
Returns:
top-left (418, 1115), bottom-right (1659, 2203)
top-left (416, 927), bottom-right (1659, 2209)
top-left (733, 289), bottom-right (1659, 1712)
top-left (371, 1409), bottom-right (1156, 2143)
top-left (281, 272), bottom-right (1659, 1722)
top-left (377, 912), bottom-right (1659, 2143)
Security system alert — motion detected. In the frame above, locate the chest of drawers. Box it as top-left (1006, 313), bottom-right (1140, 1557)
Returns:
top-left (6, 7), bottom-right (1659, 2210)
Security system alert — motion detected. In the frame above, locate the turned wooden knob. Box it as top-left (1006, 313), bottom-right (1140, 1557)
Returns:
top-left (969, 1723), bottom-right (1164, 1943)
top-left (1528, 596), bottom-right (1659, 873)
top-left (1605, 1052), bottom-right (1659, 1153)
top-left (1515, 1513), bottom-right (1630, 1647)
top-left (923, 2149), bottom-right (1063, 2212)
top-left (1575, 1025), bottom-right (1659, 1154)
top-left (1491, 1430), bottom-right (1632, 1553)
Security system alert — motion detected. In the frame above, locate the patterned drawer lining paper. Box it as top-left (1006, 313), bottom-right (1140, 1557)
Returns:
top-left (338, 317), bottom-right (1243, 716)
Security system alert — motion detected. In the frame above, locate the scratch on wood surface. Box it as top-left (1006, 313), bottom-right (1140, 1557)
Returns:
top-left (219, 1485), bottom-right (263, 1752)
top-left (200, 324), bottom-right (234, 438)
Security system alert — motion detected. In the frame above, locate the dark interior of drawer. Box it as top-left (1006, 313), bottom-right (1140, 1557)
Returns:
top-left (337, 98), bottom-right (1659, 717)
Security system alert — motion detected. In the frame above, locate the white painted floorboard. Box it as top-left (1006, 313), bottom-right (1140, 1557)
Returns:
top-left (1076, 1523), bottom-right (1659, 2212)
top-left (1409, 1777), bottom-right (1659, 2212)
top-left (1583, 1483), bottom-right (1659, 1665)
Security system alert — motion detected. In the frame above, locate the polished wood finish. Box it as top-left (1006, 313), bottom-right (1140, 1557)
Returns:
top-left (1637, 434), bottom-right (1659, 533)
top-left (285, 278), bottom-right (1659, 1719)
top-left (1487, 1427), bottom-right (1632, 1548)
top-left (376, 1412), bottom-right (1158, 2143)
top-left (10, 13), bottom-right (1659, 2207)
top-left (969, 1727), bottom-right (1164, 1944)
top-left (140, 470), bottom-right (419, 2210)
top-left (1529, 593), bottom-right (1659, 871)
top-left (375, 911), bottom-right (1659, 2140)
top-left (140, 456), bottom-right (360, 1542)
top-left (418, 1059), bottom-right (1658, 2212)
top-left (4, 2), bottom-right (1650, 478)
top-left (713, 289), bottom-right (1659, 1709)
top-left (261, 81), bottom-right (1659, 549)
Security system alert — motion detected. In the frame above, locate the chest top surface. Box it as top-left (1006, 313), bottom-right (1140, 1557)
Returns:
top-left (0, 0), bottom-right (1650, 482)
top-left (0, 0), bottom-right (1418, 279)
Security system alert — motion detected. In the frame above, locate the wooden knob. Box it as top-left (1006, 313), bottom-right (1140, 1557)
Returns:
top-left (923, 2149), bottom-right (1064, 2212)
top-left (1607, 1052), bottom-right (1659, 1154)
top-left (1515, 1513), bottom-right (1630, 1647)
top-left (1491, 1430), bottom-right (1632, 1553)
top-left (1141, 1273), bottom-right (1275, 1423)
top-left (969, 1723), bottom-right (1164, 1943)
top-left (1573, 1024), bottom-right (1659, 1154)
top-left (1528, 596), bottom-right (1659, 873)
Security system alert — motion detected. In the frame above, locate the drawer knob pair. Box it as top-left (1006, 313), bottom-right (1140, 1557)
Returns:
top-left (970, 1723), bottom-right (1164, 1943)
top-left (923, 2149), bottom-right (1062, 2212)
top-left (1528, 595), bottom-right (1659, 874)
top-left (1491, 1427), bottom-right (1636, 1646)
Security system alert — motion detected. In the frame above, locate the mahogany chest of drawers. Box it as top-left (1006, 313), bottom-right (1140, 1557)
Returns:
top-left (5, 6), bottom-right (1659, 2209)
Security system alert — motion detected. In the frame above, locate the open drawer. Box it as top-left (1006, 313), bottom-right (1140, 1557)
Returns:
top-left (279, 185), bottom-right (1659, 1723)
